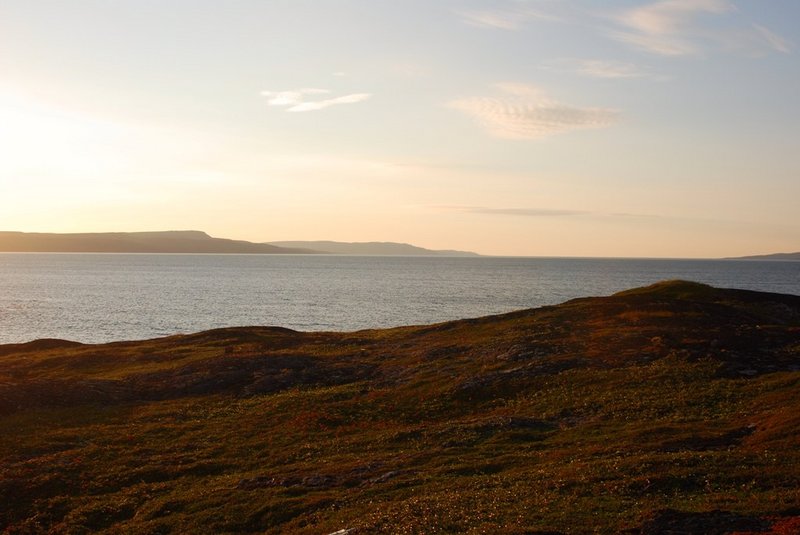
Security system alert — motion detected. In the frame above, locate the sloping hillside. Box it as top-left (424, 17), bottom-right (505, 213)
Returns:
top-left (0, 231), bottom-right (319, 254)
top-left (730, 252), bottom-right (800, 261)
top-left (267, 240), bottom-right (479, 256)
top-left (1, 281), bottom-right (799, 534)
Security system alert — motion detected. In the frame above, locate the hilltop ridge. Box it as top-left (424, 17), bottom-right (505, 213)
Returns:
top-left (728, 251), bottom-right (800, 261)
top-left (1, 281), bottom-right (799, 533)
top-left (0, 231), bottom-right (479, 256)
top-left (0, 230), bottom-right (319, 254)
top-left (267, 240), bottom-right (479, 256)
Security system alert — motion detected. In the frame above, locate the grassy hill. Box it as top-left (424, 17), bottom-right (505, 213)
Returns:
top-left (1, 281), bottom-right (799, 534)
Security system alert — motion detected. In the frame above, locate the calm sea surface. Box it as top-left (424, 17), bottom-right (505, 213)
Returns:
top-left (0, 254), bottom-right (798, 344)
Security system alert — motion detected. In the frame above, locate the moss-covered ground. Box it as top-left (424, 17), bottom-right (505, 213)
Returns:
top-left (1, 281), bottom-right (799, 534)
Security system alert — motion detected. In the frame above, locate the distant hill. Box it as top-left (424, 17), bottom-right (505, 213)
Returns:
top-left (268, 240), bottom-right (480, 256)
top-left (0, 231), bottom-right (320, 254)
top-left (1, 281), bottom-right (800, 533)
top-left (0, 231), bottom-right (479, 256)
top-left (729, 251), bottom-right (800, 261)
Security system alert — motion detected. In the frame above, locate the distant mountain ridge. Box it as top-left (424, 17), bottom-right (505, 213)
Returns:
top-left (729, 251), bottom-right (800, 261)
top-left (0, 231), bottom-right (318, 254)
top-left (267, 240), bottom-right (480, 256)
top-left (0, 231), bottom-right (479, 256)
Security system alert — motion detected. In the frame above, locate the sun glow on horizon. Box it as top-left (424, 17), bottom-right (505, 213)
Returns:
top-left (0, 91), bottom-right (239, 231)
top-left (0, 1), bottom-right (797, 257)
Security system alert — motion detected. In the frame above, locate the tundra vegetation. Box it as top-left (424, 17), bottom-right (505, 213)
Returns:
top-left (1, 281), bottom-right (799, 534)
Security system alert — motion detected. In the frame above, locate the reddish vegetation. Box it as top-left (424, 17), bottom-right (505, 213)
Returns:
top-left (1, 280), bottom-right (799, 533)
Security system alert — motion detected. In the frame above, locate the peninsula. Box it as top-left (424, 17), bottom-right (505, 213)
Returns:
top-left (0, 231), bottom-right (316, 254)
top-left (0, 231), bottom-right (479, 256)
top-left (267, 240), bottom-right (480, 256)
top-left (729, 251), bottom-right (800, 261)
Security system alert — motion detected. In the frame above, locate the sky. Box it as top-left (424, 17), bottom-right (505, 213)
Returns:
top-left (0, 0), bottom-right (798, 258)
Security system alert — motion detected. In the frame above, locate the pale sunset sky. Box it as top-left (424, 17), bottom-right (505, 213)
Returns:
top-left (1, 0), bottom-right (798, 257)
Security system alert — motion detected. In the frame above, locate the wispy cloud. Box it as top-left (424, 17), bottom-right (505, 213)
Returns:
top-left (438, 205), bottom-right (731, 224)
top-left (261, 88), bottom-right (328, 106)
top-left (452, 206), bottom-right (589, 217)
top-left (612, 0), bottom-right (733, 56)
top-left (458, 1), bottom-right (791, 58)
top-left (610, 0), bottom-right (791, 56)
top-left (619, 0), bottom-right (732, 35)
top-left (261, 88), bottom-right (371, 112)
top-left (438, 205), bottom-right (648, 219)
top-left (574, 59), bottom-right (648, 78)
top-left (287, 93), bottom-right (372, 112)
top-left (544, 58), bottom-right (657, 79)
top-left (458, 6), bottom-right (560, 30)
top-left (744, 24), bottom-right (791, 54)
top-left (448, 83), bottom-right (618, 140)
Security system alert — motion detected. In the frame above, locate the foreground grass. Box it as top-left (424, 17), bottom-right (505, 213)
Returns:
top-left (1, 281), bottom-right (799, 534)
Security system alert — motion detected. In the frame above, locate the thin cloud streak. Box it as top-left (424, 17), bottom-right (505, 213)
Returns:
top-left (610, 0), bottom-right (792, 56)
top-left (458, 7), bottom-right (560, 30)
top-left (612, 0), bottom-right (732, 56)
top-left (751, 24), bottom-right (791, 54)
top-left (462, 206), bottom-right (589, 217)
top-left (261, 88), bottom-right (371, 112)
top-left (438, 206), bottom-right (744, 225)
top-left (544, 58), bottom-right (657, 79)
top-left (287, 93), bottom-right (371, 112)
top-left (574, 59), bottom-right (649, 78)
top-left (457, 0), bottom-right (791, 58)
top-left (610, 31), bottom-right (697, 56)
top-left (449, 84), bottom-right (618, 140)
top-left (618, 0), bottom-right (732, 36)
top-left (261, 88), bottom-right (329, 107)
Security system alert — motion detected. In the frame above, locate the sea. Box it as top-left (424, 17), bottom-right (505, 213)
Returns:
top-left (0, 254), bottom-right (798, 345)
